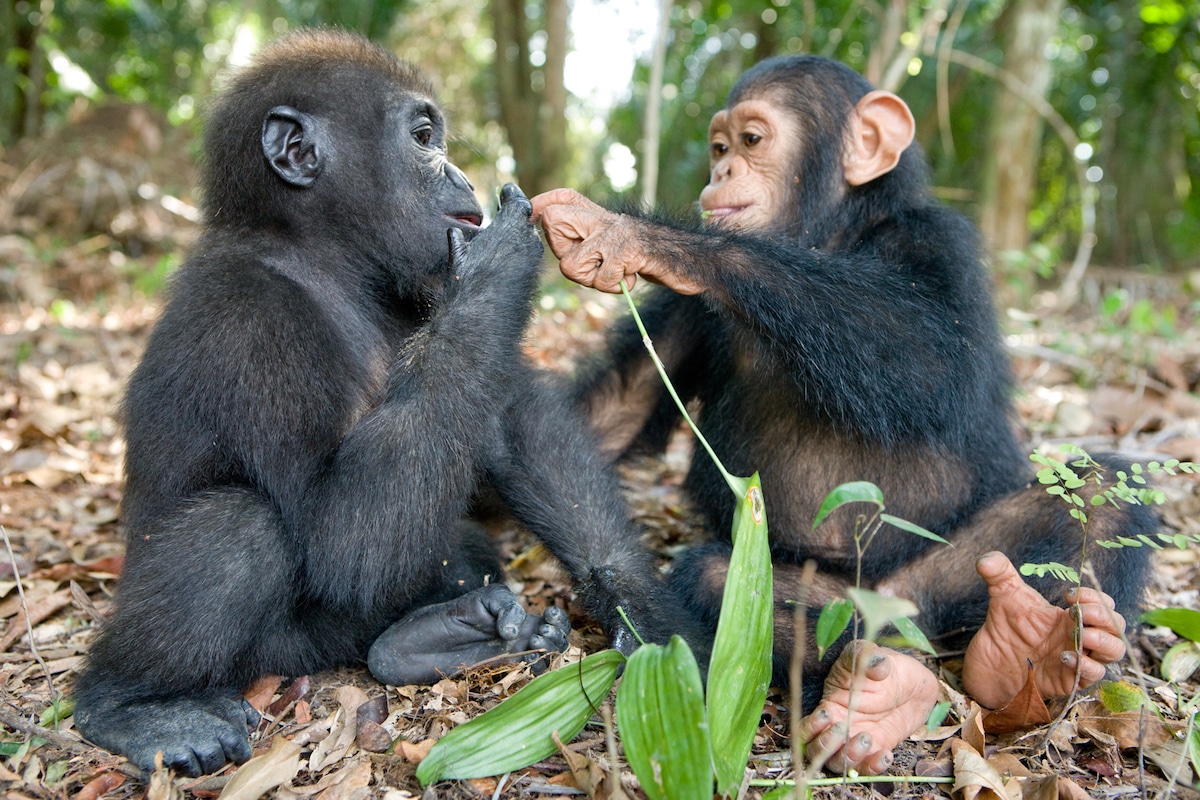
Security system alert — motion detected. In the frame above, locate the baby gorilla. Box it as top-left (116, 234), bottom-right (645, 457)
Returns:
top-left (73, 30), bottom-right (694, 777)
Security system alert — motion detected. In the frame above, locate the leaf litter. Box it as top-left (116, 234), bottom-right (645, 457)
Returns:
top-left (2, 133), bottom-right (1200, 798)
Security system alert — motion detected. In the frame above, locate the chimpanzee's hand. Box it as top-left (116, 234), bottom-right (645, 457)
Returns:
top-left (366, 584), bottom-right (570, 686)
top-left (74, 692), bottom-right (259, 777)
top-left (530, 188), bottom-right (704, 295)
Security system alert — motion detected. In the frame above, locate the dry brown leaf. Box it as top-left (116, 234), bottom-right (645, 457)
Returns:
top-left (950, 739), bottom-right (1019, 800)
top-left (553, 730), bottom-right (605, 797)
top-left (1075, 705), bottom-right (1174, 750)
top-left (1143, 732), bottom-right (1199, 785)
top-left (147, 753), bottom-right (184, 800)
top-left (1055, 777), bottom-right (1092, 800)
top-left (313, 759), bottom-right (372, 800)
top-left (309, 686), bottom-right (369, 771)
top-left (243, 674), bottom-right (284, 712)
top-left (1021, 774), bottom-right (1059, 800)
top-left (987, 752), bottom-right (1032, 780)
top-left (396, 738), bottom-right (434, 764)
top-left (266, 676), bottom-right (311, 717)
top-left (217, 736), bottom-right (302, 800)
top-left (963, 702), bottom-right (987, 755)
top-left (73, 770), bottom-right (127, 800)
top-left (0, 586), bottom-right (72, 651)
top-left (982, 665), bottom-right (1050, 734)
top-left (466, 777), bottom-right (498, 794)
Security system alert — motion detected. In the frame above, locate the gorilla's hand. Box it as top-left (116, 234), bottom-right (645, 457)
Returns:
top-left (75, 692), bottom-right (259, 777)
top-left (367, 584), bottom-right (570, 686)
top-left (447, 183), bottom-right (543, 286)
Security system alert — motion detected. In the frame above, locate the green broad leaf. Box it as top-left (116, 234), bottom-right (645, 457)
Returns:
top-left (760, 785), bottom-right (800, 800)
top-left (815, 598), bottom-right (854, 660)
top-left (878, 513), bottom-right (949, 544)
top-left (890, 615), bottom-right (936, 656)
top-left (1098, 680), bottom-right (1150, 713)
top-left (45, 759), bottom-right (70, 784)
top-left (39, 697), bottom-right (74, 727)
top-left (811, 481), bottom-right (883, 530)
top-left (708, 473), bottom-right (773, 798)
top-left (616, 636), bottom-right (712, 800)
top-left (1159, 641), bottom-right (1200, 683)
top-left (845, 588), bottom-right (919, 643)
top-left (926, 700), bottom-right (952, 731)
top-left (1141, 607), bottom-right (1200, 643)
top-left (416, 649), bottom-right (624, 784)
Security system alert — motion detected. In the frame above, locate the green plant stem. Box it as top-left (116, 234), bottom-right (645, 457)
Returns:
top-left (749, 776), bottom-right (955, 788)
top-left (619, 280), bottom-right (740, 496)
top-left (615, 605), bottom-right (648, 647)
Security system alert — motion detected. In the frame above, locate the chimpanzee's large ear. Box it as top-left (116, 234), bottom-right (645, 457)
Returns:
top-left (262, 106), bottom-right (322, 187)
top-left (842, 90), bottom-right (915, 187)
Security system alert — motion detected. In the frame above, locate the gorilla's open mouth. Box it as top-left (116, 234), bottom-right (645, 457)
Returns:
top-left (447, 213), bottom-right (483, 230)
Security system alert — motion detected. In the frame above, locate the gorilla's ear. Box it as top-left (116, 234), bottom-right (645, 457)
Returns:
top-left (842, 91), bottom-right (914, 187)
top-left (262, 106), bottom-right (322, 187)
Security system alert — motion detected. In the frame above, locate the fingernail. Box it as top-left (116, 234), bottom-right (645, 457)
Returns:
top-left (881, 752), bottom-right (893, 767)
top-left (856, 733), bottom-right (872, 749)
top-left (1061, 651), bottom-right (1076, 666)
top-left (815, 708), bottom-right (829, 723)
top-left (868, 655), bottom-right (886, 669)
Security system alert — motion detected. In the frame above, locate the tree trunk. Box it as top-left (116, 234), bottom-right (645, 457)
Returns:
top-left (490, 0), bottom-right (569, 196)
top-left (641, 0), bottom-right (672, 208)
top-left (978, 0), bottom-right (1065, 254)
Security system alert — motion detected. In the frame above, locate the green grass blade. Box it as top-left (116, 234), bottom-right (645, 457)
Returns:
top-left (878, 513), bottom-right (950, 544)
top-left (616, 636), bottom-right (712, 800)
top-left (707, 473), bottom-right (773, 797)
top-left (416, 649), bottom-right (624, 784)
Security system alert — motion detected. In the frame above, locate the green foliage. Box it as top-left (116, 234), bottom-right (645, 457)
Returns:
top-left (1019, 561), bottom-right (1081, 583)
top-left (707, 474), bottom-right (773, 797)
top-left (810, 481), bottom-right (945, 657)
top-left (616, 636), bottom-right (712, 800)
top-left (1025, 447), bottom-right (1197, 582)
top-left (1142, 607), bottom-right (1200, 643)
top-left (415, 649), bottom-right (624, 784)
top-left (1030, 446), bottom-right (1194, 534)
top-left (815, 598), bottom-right (854, 660)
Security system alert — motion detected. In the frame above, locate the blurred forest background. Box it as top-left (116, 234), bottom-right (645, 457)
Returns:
top-left (1, 0), bottom-right (1200, 307)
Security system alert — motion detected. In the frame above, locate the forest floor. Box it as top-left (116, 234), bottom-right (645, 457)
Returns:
top-left (2, 105), bottom-right (1200, 799)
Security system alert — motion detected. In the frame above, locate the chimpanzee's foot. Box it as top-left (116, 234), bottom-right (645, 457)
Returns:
top-left (962, 551), bottom-right (1126, 709)
top-left (796, 640), bottom-right (938, 775)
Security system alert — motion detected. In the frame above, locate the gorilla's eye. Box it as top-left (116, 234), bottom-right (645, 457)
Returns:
top-left (741, 133), bottom-right (762, 147)
top-left (414, 124), bottom-right (433, 147)
top-left (711, 142), bottom-right (728, 157)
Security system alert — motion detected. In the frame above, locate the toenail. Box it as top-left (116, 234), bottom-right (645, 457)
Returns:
top-left (815, 708), bottom-right (829, 722)
top-left (868, 655), bottom-right (886, 668)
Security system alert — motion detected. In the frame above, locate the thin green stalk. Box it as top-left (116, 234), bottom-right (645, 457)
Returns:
top-left (749, 775), bottom-right (955, 788)
top-left (619, 280), bottom-right (739, 495)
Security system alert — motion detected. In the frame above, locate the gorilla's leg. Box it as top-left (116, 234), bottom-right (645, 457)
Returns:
top-left (74, 490), bottom-right (330, 776)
